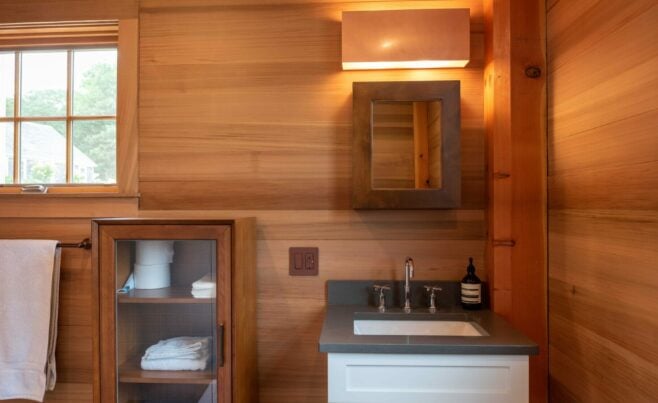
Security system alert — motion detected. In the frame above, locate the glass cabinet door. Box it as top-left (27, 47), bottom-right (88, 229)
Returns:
top-left (114, 239), bottom-right (218, 403)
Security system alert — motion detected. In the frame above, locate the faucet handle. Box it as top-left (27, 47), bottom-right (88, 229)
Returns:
top-left (372, 285), bottom-right (390, 312)
top-left (423, 285), bottom-right (443, 293)
top-left (423, 285), bottom-right (443, 312)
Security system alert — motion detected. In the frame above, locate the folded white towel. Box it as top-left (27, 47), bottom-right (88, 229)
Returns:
top-left (143, 337), bottom-right (210, 361)
top-left (141, 352), bottom-right (210, 371)
top-left (146, 350), bottom-right (205, 360)
top-left (144, 338), bottom-right (209, 360)
top-left (191, 288), bottom-right (216, 299)
top-left (192, 274), bottom-right (215, 290)
top-left (0, 240), bottom-right (61, 401)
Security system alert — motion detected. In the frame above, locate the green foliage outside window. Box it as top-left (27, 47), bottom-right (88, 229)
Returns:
top-left (3, 60), bottom-right (116, 183)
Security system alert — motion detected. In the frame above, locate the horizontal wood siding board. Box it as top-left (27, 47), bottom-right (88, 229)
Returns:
top-left (548, 0), bottom-right (658, 400)
top-left (138, 1), bottom-right (485, 211)
top-left (139, 209), bottom-right (486, 241)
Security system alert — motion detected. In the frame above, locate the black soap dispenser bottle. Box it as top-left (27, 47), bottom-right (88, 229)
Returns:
top-left (461, 257), bottom-right (482, 310)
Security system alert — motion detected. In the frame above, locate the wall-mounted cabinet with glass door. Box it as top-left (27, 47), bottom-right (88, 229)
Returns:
top-left (94, 219), bottom-right (257, 403)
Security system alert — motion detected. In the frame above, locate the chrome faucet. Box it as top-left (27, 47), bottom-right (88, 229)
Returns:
top-left (403, 257), bottom-right (415, 313)
top-left (424, 285), bottom-right (443, 313)
top-left (372, 285), bottom-right (390, 313)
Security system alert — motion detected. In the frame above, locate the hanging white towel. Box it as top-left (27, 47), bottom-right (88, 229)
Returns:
top-left (0, 240), bottom-right (61, 401)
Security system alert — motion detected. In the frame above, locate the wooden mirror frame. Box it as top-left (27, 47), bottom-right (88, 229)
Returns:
top-left (352, 81), bottom-right (461, 209)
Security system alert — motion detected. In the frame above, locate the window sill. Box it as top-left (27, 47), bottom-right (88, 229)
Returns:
top-left (0, 186), bottom-right (139, 199)
top-left (0, 192), bottom-right (140, 199)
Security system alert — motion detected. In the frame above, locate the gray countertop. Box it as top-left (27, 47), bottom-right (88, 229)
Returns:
top-left (318, 280), bottom-right (539, 355)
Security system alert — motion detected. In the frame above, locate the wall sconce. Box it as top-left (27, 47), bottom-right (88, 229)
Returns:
top-left (341, 9), bottom-right (470, 70)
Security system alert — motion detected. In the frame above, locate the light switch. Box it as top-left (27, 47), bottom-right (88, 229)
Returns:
top-left (289, 247), bottom-right (319, 276)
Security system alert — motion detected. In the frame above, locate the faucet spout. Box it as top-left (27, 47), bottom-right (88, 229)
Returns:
top-left (404, 257), bottom-right (415, 313)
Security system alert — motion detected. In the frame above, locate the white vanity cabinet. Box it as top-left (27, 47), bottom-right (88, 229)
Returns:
top-left (328, 353), bottom-right (529, 403)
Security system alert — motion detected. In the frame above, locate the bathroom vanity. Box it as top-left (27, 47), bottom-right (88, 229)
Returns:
top-left (319, 281), bottom-right (538, 403)
top-left (93, 219), bottom-right (256, 403)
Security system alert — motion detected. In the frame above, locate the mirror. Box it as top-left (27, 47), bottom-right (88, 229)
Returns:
top-left (372, 100), bottom-right (442, 189)
top-left (352, 81), bottom-right (461, 209)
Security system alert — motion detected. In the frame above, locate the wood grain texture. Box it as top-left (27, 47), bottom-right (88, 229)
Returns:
top-left (0, 1), bottom-right (487, 402)
top-left (548, 0), bottom-right (658, 401)
top-left (484, 0), bottom-right (547, 401)
top-left (116, 19), bottom-right (139, 195)
top-left (138, 1), bottom-right (485, 210)
top-left (0, 0), bottom-right (138, 23)
top-left (0, 196), bottom-right (138, 218)
top-left (136, 5), bottom-right (487, 399)
top-left (232, 218), bottom-right (258, 403)
top-left (372, 102), bottom-right (415, 189)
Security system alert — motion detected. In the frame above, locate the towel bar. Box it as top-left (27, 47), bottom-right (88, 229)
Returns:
top-left (56, 238), bottom-right (92, 249)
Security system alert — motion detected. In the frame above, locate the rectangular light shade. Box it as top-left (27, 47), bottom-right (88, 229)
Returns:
top-left (342, 9), bottom-right (470, 70)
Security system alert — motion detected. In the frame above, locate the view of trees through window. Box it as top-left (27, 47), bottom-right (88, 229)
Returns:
top-left (0, 48), bottom-right (117, 185)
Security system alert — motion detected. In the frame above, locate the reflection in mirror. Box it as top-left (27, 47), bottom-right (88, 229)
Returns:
top-left (371, 100), bottom-right (442, 189)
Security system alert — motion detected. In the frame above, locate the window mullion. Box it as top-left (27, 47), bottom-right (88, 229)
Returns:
top-left (12, 50), bottom-right (19, 184)
top-left (66, 49), bottom-right (73, 183)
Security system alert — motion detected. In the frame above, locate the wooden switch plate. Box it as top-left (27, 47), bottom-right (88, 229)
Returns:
top-left (289, 247), bottom-right (319, 276)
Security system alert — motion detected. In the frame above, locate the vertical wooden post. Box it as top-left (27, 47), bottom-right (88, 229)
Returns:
top-left (484, 0), bottom-right (547, 401)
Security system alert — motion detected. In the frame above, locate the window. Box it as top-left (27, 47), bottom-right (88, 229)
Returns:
top-left (0, 21), bottom-right (137, 194)
top-left (1, 48), bottom-right (117, 184)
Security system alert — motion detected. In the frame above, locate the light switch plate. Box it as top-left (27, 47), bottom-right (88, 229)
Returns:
top-left (289, 247), bottom-right (319, 276)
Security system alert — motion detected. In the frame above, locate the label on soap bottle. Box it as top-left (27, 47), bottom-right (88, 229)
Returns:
top-left (461, 283), bottom-right (481, 304)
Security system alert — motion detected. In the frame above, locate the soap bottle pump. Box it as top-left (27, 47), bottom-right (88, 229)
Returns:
top-left (461, 257), bottom-right (482, 310)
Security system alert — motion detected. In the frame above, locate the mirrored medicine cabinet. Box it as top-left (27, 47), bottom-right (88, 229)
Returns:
top-left (352, 81), bottom-right (461, 209)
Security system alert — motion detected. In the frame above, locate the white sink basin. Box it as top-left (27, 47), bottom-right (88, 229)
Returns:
top-left (353, 319), bottom-right (484, 336)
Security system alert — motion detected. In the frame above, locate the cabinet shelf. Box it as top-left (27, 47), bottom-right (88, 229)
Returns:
top-left (118, 287), bottom-right (214, 304)
top-left (118, 358), bottom-right (216, 385)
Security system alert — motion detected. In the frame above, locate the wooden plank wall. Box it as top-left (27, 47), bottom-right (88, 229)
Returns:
top-left (547, 0), bottom-right (658, 401)
top-left (137, 1), bottom-right (486, 401)
top-left (0, 0), bottom-right (487, 402)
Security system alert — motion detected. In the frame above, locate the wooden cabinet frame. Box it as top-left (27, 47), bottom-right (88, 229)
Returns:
top-left (92, 218), bottom-right (257, 403)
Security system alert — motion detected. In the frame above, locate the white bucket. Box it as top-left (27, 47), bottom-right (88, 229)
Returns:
top-left (135, 240), bottom-right (175, 265)
top-left (134, 263), bottom-right (171, 289)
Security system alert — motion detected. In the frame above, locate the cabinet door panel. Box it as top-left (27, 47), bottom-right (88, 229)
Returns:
top-left (97, 224), bottom-right (231, 403)
top-left (328, 353), bottom-right (529, 403)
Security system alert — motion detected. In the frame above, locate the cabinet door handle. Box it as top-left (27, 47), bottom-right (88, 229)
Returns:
top-left (218, 323), bottom-right (225, 368)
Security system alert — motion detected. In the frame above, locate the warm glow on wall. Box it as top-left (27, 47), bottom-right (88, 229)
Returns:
top-left (341, 9), bottom-right (470, 70)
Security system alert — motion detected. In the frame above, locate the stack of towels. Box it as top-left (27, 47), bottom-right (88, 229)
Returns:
top-left (191, 274), bottom-right (215, 298)
top-left (141, 336), bottom-right (211, 371)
